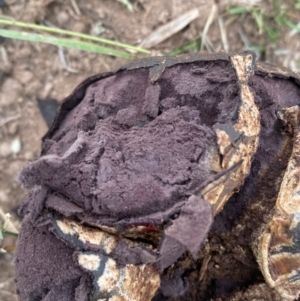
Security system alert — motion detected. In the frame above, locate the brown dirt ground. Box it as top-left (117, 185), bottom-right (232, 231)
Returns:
top-left (0, 0), bottom-right (299, 300)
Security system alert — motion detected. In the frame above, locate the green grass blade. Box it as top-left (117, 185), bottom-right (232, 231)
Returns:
top-left (169, 40), bottom-right (199, 56)
top-left (0, 29), bottom-right (133, 59)
top-left (284, 19), bottom-right (300, 33)
top-left (0, 18), bottom-right (150, 54)
top-left (0, 226), bottom-right (18, 239)
top-left (227, 7), bottom-right (248, 14)
top-left (246, 45), bottom-right (265, 53)
top-left (252, 9), bottom-right (264, 35)
top-left (2, 229), bottom-right (18, 237)
top-left (265, 26), bottom-right (280, 44)
top-left (117, 0), bottom-right (134, 12)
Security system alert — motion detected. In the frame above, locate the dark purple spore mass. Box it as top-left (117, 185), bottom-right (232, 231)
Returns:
top-left (20, 60), bottom-right (238, 221)
top-left (15, 216), bottom-right (91, 301)
top-left (15, 53), bottom-right (300, 301)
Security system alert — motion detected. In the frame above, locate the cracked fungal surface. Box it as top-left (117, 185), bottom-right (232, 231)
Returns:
top-left (15, 52), bottom-right (300, 301)
top-left (21, 58), bottom-right (240, 220)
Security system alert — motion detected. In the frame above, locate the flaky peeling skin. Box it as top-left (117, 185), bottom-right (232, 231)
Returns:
top-left (256, 61), bottom-right (300, 82)
top-left (52, 218), bottom-right (118, 254)
top-left (257, 106), bottom-right (300, 300)
top-left (201, 53), bottom-right (261, 215)
top-left (51, 216), bottom-right (159, 257)
top-left (51, 217), bottom-right (160, 301)
top-left (121, 264), bottom-right (160, 301)
top-left (77, 252), bottom-right (160, 301)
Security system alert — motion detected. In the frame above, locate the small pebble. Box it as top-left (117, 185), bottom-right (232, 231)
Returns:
top-left (91, 21), bottom-right (106, 36)
top-left (56, 11), bottom-right (70, 26)
top-left (10, 138), bottom-right (21, 154)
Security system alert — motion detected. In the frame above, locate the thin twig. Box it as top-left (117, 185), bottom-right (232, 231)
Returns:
top-left (203, 35), bottom-right (214, 53)
top-left (218, 16), bottom-right (229, 52)
top-left (70, 0), bottom-right (81, 16)
top-left (200, 4), bottom-right (218, 51)
top-left (238, 28), bottom-right (250, 49)
top-left (0, 46), bottom-right (8, 63)
top-left (0, 115), bottom-right (20, 128)
top-left (289, 21), bottom-right (300, 37)
top-left (117, 0), bottom-right (134, 12)
top-left (140, 8), bottom-right (199, 48)
top-left (58, 47), bottom-right (78, 73)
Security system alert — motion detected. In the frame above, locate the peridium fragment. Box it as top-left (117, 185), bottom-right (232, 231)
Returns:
top-left (257, 106), bottom-right (300, 300)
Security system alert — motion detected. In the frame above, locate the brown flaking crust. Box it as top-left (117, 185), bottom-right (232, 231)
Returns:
top-left (256, 61), bottom-right (300, 83)
top-left (51, 217), bottom-right (160, 300)
top-left (76, 252), bottom-right (160, 301)
top-left (258, 106), bottom-right (300, 300)
top-left (201, 53), bottom-right (261, 215)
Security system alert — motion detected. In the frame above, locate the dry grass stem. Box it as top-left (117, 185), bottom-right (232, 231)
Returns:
top-left (140, 8), bottom-right (199, 49)
top-left (70, 0), bottom-right (81, 16)
top-left (0, 115), bottom-right (20, 128)
top-left (234, 0), bottom-right (261, 6)
top-left (200, 4), bottom-right (218, 51)
top-left (238, 28), bottom-right (250, 48)
top-left (218, 16), bottom-right (229, 52)
top-left (203, 35), bottom-right (214, 53)
top-left (0, 208), bottom-right (18, 234)
top-left (0, 46), bottom-right (8, 63)
top-left (58, 47), bottom-right (78, 73)
top-left (289, 21), bottom-right (300, 37)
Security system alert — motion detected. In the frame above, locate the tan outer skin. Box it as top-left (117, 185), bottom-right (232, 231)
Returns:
top-left (257, 106), bottom-right (300, 300)
top-left (201, 52), bottom-right (261, 215)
